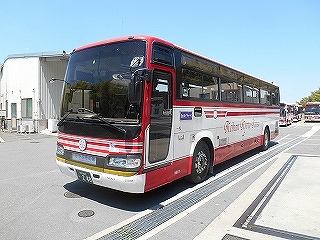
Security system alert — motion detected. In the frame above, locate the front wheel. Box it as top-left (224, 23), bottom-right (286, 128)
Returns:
top-left (261, 128), bottom-right (270, 151)
top-left (186, 141), bottom-right (210, 184)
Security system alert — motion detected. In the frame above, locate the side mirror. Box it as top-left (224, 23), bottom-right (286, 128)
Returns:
top-left (142, 69), bottom-right (152, 82)
top-left (128, 75), bottom-right (142, 103)
top-left (128, 69), bottom-right (153, 103)
top-left (134, 68), bottom-right (152, 82)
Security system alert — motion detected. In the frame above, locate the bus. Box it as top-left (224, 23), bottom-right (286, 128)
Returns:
top-left (304, 102), bottom-right (320, 122)
top-left (55, 36), bottom-right (280, 193)
top-left (291, 103), bottom-right (303, 122)
top-left (279, 102), bottom-right (293, 126)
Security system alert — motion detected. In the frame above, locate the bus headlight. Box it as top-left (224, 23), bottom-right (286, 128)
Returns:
top-left (107, 154), bottom-right (141, 171)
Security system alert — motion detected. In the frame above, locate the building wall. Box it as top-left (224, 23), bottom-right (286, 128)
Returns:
top-left (0, 53), bottom-right (69, 132)
top-left (1, 57), bottom-right (39, 120)
top-left (39, 58), bottom-right (68, 120)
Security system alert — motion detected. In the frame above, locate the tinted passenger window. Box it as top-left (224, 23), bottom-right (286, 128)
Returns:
top-left (181, 68), bottom-right (202, 98)
top-left (260, 89), bottom-right (271, 105)
top-left (203, 75), bottom-right (219, 100)
top-left (180, 68), bottom-right (219, 100)
top-left (220, 78), bottom-right (243, 102)
top-left (271, 90), bottom-right (280, 105)
top-left (244, 85), bottom-right (259, 104)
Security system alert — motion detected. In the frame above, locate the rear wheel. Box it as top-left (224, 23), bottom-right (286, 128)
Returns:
top-left (261, 128), bottom-right (270, 151)
top-left (186, 141), bottom-right (210, 184)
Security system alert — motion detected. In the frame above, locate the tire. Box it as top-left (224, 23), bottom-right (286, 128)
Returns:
top-left (261, 128), bottom-right (270, 151)
top-left (186, 141), bottom-right (210, 184)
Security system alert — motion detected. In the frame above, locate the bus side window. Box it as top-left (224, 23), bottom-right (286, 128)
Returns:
top-left (203, 74), bottom-right (219, 101)
top-left (244, 85), bottom-right (259, 104)
top-left (220, 78), bottom-right (243, 102)
top-left (181, 68), bottom-right (202, 98)
top-left (271, 92), bottom-right (279, 105)
top-left (270, 87), bottom-right (280, 105)
top-left (180, 68), bottom-right (219, 101)
top-left (260, 89), bottom-right (271, 105)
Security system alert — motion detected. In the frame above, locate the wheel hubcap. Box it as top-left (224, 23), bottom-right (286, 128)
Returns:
top-left (195, 151), bottom-right (208, 174)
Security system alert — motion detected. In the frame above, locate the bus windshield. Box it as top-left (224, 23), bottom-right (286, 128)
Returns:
top-left (305, 106), bottom-right (320, 115)
top-left (60, 40), bottom-right (147, 126)
top-left (280, 108), bottom-right (286, 117)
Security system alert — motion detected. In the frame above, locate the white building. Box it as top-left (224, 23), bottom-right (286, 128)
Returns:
top-left (0, 52), bottom-right (69, 132)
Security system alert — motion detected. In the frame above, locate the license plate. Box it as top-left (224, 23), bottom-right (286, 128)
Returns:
top-left (72, 152), bottom-right (97, 165)
top-left (76, 169), bottom-right (93, 184)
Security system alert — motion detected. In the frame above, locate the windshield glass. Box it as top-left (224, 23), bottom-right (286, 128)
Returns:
top-left (280, 108), bottom-right (286, 117)
top-left (60, 40), bottom-right (146, 124)
top-left (305, 107), bottom-right (320, 115)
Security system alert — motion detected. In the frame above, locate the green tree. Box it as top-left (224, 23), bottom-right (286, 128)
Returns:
top-left (298, 88), bottom-right (320, 106)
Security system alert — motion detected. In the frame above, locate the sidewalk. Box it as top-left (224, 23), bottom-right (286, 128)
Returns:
top-left (196, 152), bottom-right (320, 240)
top-left (0, 128), bottom-right (57, 143)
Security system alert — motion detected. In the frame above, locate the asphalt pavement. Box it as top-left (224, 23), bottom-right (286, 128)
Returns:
top-left (0, 122), bottom-right (319, 240)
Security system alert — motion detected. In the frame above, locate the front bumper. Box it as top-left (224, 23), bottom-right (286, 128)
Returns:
top-left (56, 159), bottom-right (146, 193)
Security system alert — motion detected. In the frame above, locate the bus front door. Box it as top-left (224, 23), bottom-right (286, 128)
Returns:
top-left (146, 70), bottom-right (173, 189)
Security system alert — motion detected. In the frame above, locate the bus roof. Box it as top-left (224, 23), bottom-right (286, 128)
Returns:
top-left (305, 102), bottom-right (320, 105)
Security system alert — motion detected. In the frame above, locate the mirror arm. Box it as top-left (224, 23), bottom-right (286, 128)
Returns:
top-left (133, 68), bottom-right (152, 82)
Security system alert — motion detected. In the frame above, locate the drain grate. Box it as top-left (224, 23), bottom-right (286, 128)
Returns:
top-left (64, 191), bottom-right (82, 198)
top-left (222, 234), bottom-right (249, 240)
top-left (64, 190), bottom-right (90, 198)
top-left (78, 210), bottom-right (95, 218)
top-left (98, 137), bottom-right (305, 240)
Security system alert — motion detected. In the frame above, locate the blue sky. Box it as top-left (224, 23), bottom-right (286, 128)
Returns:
top-left (1, 0), bottom-right (319, 103)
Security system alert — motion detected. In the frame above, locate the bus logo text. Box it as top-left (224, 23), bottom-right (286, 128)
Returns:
top-left (224, 119), bottom-right (260, 134)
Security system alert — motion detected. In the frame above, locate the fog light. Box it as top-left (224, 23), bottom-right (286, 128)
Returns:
top-left (57, 144), bottom-right (65, 156)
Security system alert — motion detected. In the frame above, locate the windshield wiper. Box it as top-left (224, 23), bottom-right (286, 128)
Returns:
top-left (58, 108), bottom-right (127, 137)
top-left (75, 109), bottom-right (127, 135)
top-left (77, 108), bottom-right (95, 114)
top-left (88, 115), bottom-right (127, 135)
top-left (57, 109), bottom-right (73, 126)
top-left (57, 108), bottom-right (94, 126)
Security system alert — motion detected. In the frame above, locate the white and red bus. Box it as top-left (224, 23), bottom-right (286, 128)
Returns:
top-left (291, 103), bottom-right (303, 122)
top-left (279, 102), bottom-right (293, 126)
top-left (55, 36), bottom-right (280, 193)
top-left (304, 102), bottom-right (320, 122)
